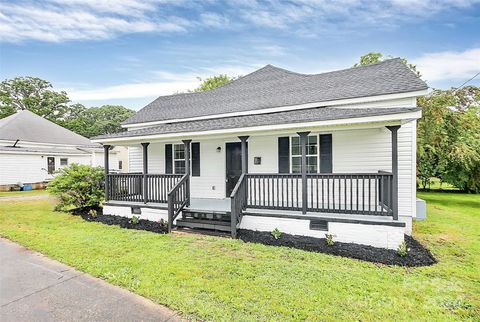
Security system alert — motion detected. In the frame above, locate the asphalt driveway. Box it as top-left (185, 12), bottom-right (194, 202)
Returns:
top-left (0, 238), bottom-right (181, 321)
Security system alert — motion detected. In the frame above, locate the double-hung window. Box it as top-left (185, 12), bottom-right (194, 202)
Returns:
top-left (173, 144), bottom-right (186, 174)
top-left (291, 135), bottom-right (318, 173)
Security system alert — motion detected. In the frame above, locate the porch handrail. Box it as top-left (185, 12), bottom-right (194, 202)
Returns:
top-left (230, 173), bottom-right (247, 238)
top-left (245, 172), bottom-right (394, 217)
top-left (167, 174), bottom-right (190, 232)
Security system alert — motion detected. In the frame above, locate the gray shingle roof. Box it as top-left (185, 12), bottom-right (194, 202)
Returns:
top-left (0, 110), bottom-right (95, 146)
top-left (96, 107), bottom-right (420, 140)
top-left (123, 58), bottom-right (428, 125)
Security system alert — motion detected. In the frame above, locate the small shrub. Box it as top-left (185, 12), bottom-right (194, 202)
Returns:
top-left (47, 164), bottom-right (104, 211)
top-left (130, 215), bottom-right (140, 225)
top-left (271, 228), bottom-right (282, 240)
top-left (159, 218), bottom-right (168, 230)
top-left (325, 234), bottom-right (334, 246)
top-left (397, 240), bottom-right (408, 257)
top-left (88, 209), bottom-right (97, 218)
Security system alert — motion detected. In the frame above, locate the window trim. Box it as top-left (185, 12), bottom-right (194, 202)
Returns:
top-left (173, 143), bottom-right (186, 174)
top-left (289, 135), bottom-right (319, 174)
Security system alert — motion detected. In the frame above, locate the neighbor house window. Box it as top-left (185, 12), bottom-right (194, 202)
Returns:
top-left (60, 158), bottom-right (68, 166)
top-left (173, 144), bottom-right (185, 174)
top-left (291, 135), bottom-right (318, 173)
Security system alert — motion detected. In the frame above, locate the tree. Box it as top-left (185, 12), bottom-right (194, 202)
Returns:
top-left (417, 87), bottom-right (480, 192)
top-left (354, 53), bottom-right (480, 192)
top-left (63, 105), bottom-right (135, 138)
top-left (0, 77), bottom-right (72, 121)
top-left (192, 74), bottom-right (238, 92)
top-left (353, 52), bottom-right (421, 77)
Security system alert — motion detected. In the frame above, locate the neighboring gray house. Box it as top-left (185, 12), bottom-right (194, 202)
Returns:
top-left (0, 110), bottom-right (121, 190)
top-left (94, 59), bottom-right (428, 250)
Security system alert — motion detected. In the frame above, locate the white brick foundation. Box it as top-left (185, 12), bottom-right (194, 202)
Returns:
top-left (239, 215), bottom-right (404, 250)
top-left (103, 205), bottom-right (168, 222)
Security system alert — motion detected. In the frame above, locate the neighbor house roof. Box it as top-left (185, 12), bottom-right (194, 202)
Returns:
top-left (0, 110), bottom-right (94, 146)
top-left (0, 146), bottom-right (90, 155)
top-left (96, 107), bottom-right (420, 140)
top-left (123, 58), bottom-right (428, 125)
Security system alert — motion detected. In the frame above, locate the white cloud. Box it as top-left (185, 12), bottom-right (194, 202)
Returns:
top-left (0, 0), bottom-right (188, 42)
top-left (67, 64), bottom-right (259, 101)
top-left (200, 12), bottom-right (229, 27)
top-left (414, 48), bottom-right (480, 82)
top-left (2, 0), bottom-right (479, 42)
top-left (66, 81), bottom-right (199, 101)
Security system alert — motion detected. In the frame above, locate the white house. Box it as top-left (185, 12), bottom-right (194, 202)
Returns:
top-left (0, 110), bottom-right (123, 190)
top-left (94, 59), bottom-right (428, 250)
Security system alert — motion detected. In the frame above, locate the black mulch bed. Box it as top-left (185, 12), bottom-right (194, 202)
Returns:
top-left (238, 229), bottom-right (436, 267)
top-left (71, 207), bottom-right (167, 234)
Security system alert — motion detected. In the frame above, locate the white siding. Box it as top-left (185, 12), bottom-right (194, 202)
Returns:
top-left (128, 146), bottom-right (143, 172)
top-left (333, 122), bottom-right (416, 218)
top-left (0, 153), bottom-right (91, 185)
top-left (190, 138), bottom-right (227, 199)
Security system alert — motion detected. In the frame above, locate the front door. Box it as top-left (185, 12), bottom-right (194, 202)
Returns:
top-left (47, 157), bottom-right (55, 174)
top-left (225, 142), bottom-right (247, 197)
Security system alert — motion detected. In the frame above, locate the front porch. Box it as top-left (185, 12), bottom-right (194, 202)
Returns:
top-left (102, 126), bottom-right (402, 244)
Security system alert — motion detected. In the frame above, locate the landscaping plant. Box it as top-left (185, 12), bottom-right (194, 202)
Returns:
top-left (88, 209), bottom-right (97, 218)
top-left (271, 228), bottom-right (282, 239)
top-left (397, 240), bottom-right (408, 257)
top-left (325, 233), bottom-right (334, 246)
top-left (130, 215), bottom-right (140, 225)
top-left (47, 164), bottom-right (105, 211)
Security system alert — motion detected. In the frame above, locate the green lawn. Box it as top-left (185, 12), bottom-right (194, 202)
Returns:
top-left (0, 189), bottom-right (47, 197)
top-left (0, 192), bottom-right (479, 321)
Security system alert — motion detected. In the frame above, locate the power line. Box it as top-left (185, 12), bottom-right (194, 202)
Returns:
top-left (454, 71), bottom-right (480, 91)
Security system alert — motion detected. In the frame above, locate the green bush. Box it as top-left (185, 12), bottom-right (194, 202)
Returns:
top-left (47, 164), bottom-right (105, 210)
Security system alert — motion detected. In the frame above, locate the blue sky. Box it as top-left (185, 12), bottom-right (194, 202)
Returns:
top-left (1, 0), bottom-right (479, 110)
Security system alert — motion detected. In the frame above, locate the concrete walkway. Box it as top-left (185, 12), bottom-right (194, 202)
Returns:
top-left (0, 238), bottom-right (181, 321)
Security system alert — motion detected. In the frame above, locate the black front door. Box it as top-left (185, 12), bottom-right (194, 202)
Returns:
top-left (225, 142), bottom-right (247, 197)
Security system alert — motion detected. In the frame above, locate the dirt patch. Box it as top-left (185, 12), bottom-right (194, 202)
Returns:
top-left (71, 207), bottom-right (168, 234)
top-left (0, 194), bottom-right (51, 202)
top-left (237, 229), bottom-right (436, 267)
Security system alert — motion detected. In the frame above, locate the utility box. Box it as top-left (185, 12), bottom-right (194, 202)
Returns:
top-left (416, 198), bottom-right (427, 220)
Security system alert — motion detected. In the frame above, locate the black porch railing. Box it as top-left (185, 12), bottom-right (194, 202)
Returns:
top-left (245, 172), bottom-right (394, 216)
top-left (106, 173), bottom-right (143, 202)
top-left (230, 173), bottom-right (247, 238)
top-left (147, 174), bottom-right (183, 203)
top-left (107, 173), bottom-right (182, 203)
top-left (167, 174), bottom-right (190, 232)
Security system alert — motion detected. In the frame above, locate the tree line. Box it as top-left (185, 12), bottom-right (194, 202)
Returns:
top-left (1, 54), bottom-right (478, 192)
top-left (0, 77), bottom-right (135, 138)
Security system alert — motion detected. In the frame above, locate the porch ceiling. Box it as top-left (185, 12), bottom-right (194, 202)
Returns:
top-left (93, 107), bottom-right (420, 143)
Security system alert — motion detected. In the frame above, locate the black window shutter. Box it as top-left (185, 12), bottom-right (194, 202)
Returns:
top-left (165, 144), bottom-right (172, 174)
top-left (191, 142), bottom-right (200, 177)
top-left (278, 137), bottom-right (290, 173)
top-left (319, 134), bottom-right (332, 173)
